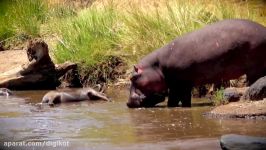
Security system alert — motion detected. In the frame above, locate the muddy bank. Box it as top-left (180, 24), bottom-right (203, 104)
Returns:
top-left (206, 99), bottom-right (266, 119)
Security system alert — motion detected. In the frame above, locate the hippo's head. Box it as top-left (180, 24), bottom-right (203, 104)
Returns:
top-left (127, 65), bottom-right (168, 108)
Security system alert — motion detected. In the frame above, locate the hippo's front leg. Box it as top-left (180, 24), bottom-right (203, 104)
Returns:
top-left (168, 88), bottom-right (180, 107)
top-left (168, 83), bottom-right (192, 107)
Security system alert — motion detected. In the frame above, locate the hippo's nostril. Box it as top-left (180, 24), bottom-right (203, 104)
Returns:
top-left (48, 103), bottom-right (55, 107)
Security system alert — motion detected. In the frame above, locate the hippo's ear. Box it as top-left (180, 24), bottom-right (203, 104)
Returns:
top-left (133, 65), bottom-right (138, 72)
top-left (134, 65), bottom-right (143, 74)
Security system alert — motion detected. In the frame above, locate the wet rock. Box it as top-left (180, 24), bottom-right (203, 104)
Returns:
top-left (223, 87), bottom-right (248, 102)
top-left (220, 134), bottom-right (266, 150)
top-left (243, 76), bottom-right (266, 100)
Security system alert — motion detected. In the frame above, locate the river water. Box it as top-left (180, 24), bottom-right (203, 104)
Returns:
top-left (0, 87), bottom-right (265, 150)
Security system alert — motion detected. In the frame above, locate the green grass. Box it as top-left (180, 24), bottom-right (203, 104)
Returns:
top-left (0, 0), bottom-right (16, 42)
top-left (212, 87), bottom-right (228, 106)
top-left (0, 0), bottom-right (48, 41)
top-left (0, 0), bottom-right (75, 46)
top-left (11, 0), bottom-right (48, 37)
top-left (53, 6), bottom-right (122, 66)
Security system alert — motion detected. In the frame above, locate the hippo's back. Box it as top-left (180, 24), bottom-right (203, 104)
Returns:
top-left (156, 19), bottom-right (266, 84)
top-left (163, 19), bottom-right (266, 67)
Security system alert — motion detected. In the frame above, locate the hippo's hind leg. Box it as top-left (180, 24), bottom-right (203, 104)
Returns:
top-left (181, 87), bottom-right (192, 107)
top-left (168, 82), bottom-right (192, 107)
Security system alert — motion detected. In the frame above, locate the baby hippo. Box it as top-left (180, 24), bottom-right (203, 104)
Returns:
top-left (42, 88), bottom-right (110, 105)
top-left (0, 88), bottom-right (13, 96)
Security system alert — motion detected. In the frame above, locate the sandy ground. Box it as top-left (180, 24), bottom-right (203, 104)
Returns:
top-left (0, 50), bottom-right (28, 73)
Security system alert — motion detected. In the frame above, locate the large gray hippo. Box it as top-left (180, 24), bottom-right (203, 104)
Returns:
top-left (127, 19), bottom-right (266, 108)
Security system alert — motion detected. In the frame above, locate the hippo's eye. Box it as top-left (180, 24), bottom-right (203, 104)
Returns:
top-left (53, 96), bottom-right (61, 104)
top-left (87, 91), bottom-right (93, 97)
top-left (130, 73), bottom-right (141, 82)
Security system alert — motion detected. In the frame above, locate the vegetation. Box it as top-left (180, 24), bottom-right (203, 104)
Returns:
top-left (0, 0), bottom-right (48, 45)
top-left (0, 0), bottom-right (265, 84)
top-left (212, 87), bottom-right (228, 106)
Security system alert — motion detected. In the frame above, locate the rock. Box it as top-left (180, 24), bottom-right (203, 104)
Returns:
top-left (224, 88), bottom-right (241, 102)
top-left (243, 76), bottom-right (266, 100)
top-left (220, 134), bottom-right (266, 150)
top-left (223, 87), bottom-right (248, 102)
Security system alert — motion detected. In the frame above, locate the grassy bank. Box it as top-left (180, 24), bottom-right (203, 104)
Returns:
top-left (0, 0), bottom-right (265, 85)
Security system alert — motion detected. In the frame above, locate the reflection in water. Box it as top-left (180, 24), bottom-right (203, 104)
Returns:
top-left (0, 87), bottom-right (265, 150)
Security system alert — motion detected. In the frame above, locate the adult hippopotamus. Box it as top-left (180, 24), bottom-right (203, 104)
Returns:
top-left (127, 19), bottom-right (266, 108)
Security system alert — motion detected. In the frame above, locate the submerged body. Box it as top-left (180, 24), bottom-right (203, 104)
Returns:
top-left (42, 88), bottom-right (109, 105)
top-left (128, 19), bottom-right (266, 108)
top-left (0, 88), bottom-right (13, 96)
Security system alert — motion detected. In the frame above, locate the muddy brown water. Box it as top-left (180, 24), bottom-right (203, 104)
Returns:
top-left (0, 87), bottom-right (265, 150)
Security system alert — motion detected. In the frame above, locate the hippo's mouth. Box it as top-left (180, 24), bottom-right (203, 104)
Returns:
top-left (127, 93), bottom-right (166, 108)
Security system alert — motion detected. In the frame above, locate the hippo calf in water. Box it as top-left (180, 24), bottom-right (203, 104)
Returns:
top-left (42, 88), bottom-right (110, 105)
top-left (127, 19), bottom-right (266, 108)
